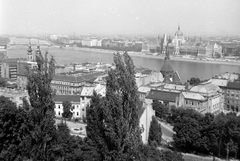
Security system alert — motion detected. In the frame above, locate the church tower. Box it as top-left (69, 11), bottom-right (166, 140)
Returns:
top-left (175, 33), bottom-right (179, 55)
top-left (160, 38), bottom-right (181, 84)
top-left (162, 33), bottom-right (168, 55)
top-left (27, 38), bottom-right (34, 61)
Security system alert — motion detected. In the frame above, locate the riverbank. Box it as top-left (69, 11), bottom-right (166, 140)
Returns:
top-left (63, 46), bottom-right (240, 66)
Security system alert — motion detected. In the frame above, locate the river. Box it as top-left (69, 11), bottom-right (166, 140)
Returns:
top-left (7, 45), bottom-right (240, 83)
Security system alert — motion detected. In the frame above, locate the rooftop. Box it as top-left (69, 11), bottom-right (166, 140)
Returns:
top-left (226, 82), bottom-right (240, 90)
top-left (146, 89), bottom-right (179, 102)
top-left (182, 92), bottom-right (207, 101)
top-left (208, 79), bottom-right (228, 87)
top-left (80, 86), bottom-right (95, 96)
top-left (138, 86), bottom-right (151, 94)
top-left (53, 72), bottom-right (105, 83)
top-left (53, 95), bottom-right (80, 102)
top-left (190, 82), bottom-right (220, 96)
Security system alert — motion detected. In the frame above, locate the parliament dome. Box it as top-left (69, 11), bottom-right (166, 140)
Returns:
top-left (175, 24), bottom-right (183, 36)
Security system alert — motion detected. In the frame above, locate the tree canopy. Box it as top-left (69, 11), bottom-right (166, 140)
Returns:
top-left (148, 116), bottom-right (162, 146)
top-left (86, 52), bottom-right (143, 160)
top-left (62, 100), bottom-right (73, 121)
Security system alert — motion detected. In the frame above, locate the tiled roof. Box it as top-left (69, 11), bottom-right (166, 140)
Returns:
top-left (53, 95), bottom-right (80, 102)
top-left (226, 82), bottom-right (240, 90)
top-left (146, 89), bottom-right (179, 102)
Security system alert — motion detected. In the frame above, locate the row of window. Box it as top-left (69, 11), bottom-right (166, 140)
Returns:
top-left (226, 105), bottom-right (239, 112)
top-left (52, 81), bottom-right (84, 87)
top-left (227, 90), bottom-right (240, 94)
top-left (212, 102), bottom-right (221, 109)
top-left (185, 100), bottom-right (200, 106)
top-left (57, 111), bottom-right (80, 116)
top-left (226, 93), bottom-right (240, 98)
top-left (57, 104), bottom-right (86, 110)
top-left (226, 99), bottom-right (240, 105)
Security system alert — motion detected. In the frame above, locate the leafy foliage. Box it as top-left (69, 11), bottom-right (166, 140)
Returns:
top-left (25, 51), bottom-right (57, 160)
top-left (187, 77), bottom-right (201, 85)
top-left (62, 101), bottom-right (73, 121)
top-left (140, 145), bottom-right (184, 161)
top-left (172, 108), bottom-right (240, 159)
top-left (86, 52), bottom-right (143, 160)
top-left (0, 96), bottom-right (29, 160)
top-left (148, 116), bottom-right (162, 146)
top-left (152, 100), bottom-right (169, 120)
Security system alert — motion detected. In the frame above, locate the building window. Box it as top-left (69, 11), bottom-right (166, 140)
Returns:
top-left (58, 111), bottom-right (60, 116)
top-left (77, 112), bottom-right (79, 116)
top-left (192, 102), bottom-right (194, 105)
top-left (58, 105), bottom-right (60, 109)
top-left (82, 109), bottom-right (84, 111)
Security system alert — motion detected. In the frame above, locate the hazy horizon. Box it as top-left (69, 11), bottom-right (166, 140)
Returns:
top-left (1, 0), bottom-right (240, 36)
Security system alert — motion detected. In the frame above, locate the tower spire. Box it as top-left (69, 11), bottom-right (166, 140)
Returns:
top-left (178, 23), bottom-right (180, 30)
top-left (36, 38), bottom-right (41, 55)
top-left (27, 38), bottom-right (32, 52)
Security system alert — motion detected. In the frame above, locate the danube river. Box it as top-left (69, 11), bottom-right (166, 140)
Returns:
top-left (8, 45), bottom-right (240, 83)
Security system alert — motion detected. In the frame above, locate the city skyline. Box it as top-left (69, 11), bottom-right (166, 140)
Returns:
top-left (1, 0), bottom-right (240, 35)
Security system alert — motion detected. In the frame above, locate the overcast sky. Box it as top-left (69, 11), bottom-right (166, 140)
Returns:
top-left (1, 0), bottom-right (240, 35)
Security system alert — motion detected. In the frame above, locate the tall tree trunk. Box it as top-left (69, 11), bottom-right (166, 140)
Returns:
top-left (218, 130), bottom-right (223, 157)
top-left (226, 143), bottom-right (229, 161)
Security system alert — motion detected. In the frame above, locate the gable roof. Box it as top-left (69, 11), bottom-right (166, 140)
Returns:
top-left (53, 95), bottom-right (80, 103)
top-left (146, 89), bottom-right (179, 102)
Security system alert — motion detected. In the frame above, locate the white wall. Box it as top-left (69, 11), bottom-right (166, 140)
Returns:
top-left (139, 105), bottom-right (155, 144)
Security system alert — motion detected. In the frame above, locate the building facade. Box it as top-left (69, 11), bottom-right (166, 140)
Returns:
top-left (189, 82), bottom-right (224, 115)
top-left (224, 82), bottom-right (240, 112)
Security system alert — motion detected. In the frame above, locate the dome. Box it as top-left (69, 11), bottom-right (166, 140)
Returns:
top-left (175, 30), bottom-right (183, 37)
top-left (175, 24), bottom-right (183, 37)
top-left (190, 82), bottom-right (220, 96)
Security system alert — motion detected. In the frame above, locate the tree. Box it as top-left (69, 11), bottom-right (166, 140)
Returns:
top-left (86, 52), bottom-right (143, 160)
top-left (0, 96), bottom-right (29, 160)
top-left (173, 109), bottom-right (203, 152)
top-left (152, 100), bottom-right (169, 120)
top-left (25, 51), bottom-right (57, 160)
top-left (187, 77), bottom-right (201, 86)
top-left (62, 101), bottom-right (73, 122)
top-left (148, 116), bottom-right (162, 146)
